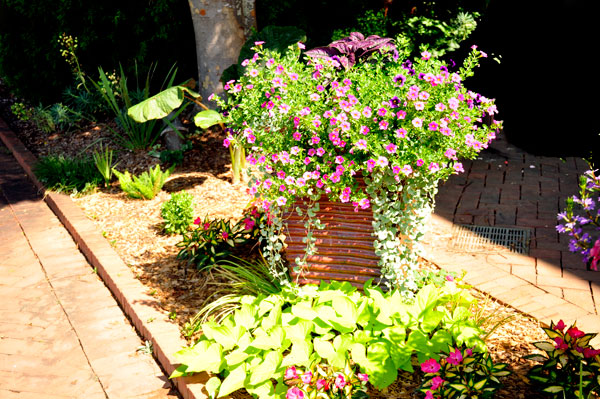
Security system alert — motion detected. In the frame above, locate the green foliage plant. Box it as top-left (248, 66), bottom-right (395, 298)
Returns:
top-left (176, 215), bottom-right (252, 273)
top-left (126, 80), bottom-right (250, 183)
top-left (419, 346), bottom-right (509, 399)
top-left (112, 164), bottom-right (172, 200)
top-left (92, 144), bottom-right (117, 187)
top-left (161, 191), bottom-right (195, 235)
top-left (170, 279), bottom-right (492, 399)
top-left (34, 154), bottom-right (103, 195)
top-left (93, 63), bottom-right (178, 150)
top-left (210, 36), bottom-right (501, 296)
top-left (525, 320), bottom-right (600, 398)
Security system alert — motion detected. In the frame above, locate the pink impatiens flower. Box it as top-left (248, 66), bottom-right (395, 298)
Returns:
top-left (567, 326), bottom-right (585, 339)
top-left (284, 366), bottom-right (298, 380)
top-left (421, 358), bottom-right (441, 374)
top-left (334, 374), bottom-right (346, 389)
top-left (301, 371), bottom-right (312, 384)
top-left (286, 387), bottom-right (304, 399)
top-left (316, 379), bottom-right (329, 390)
top-left (447, 348), bottom-right (463, 365)
top-left (431, 376), bottom-right (444, 390)
top-left (357, 373), bottom-right (369, 382)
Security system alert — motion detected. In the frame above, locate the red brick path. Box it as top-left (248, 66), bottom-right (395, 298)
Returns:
top-left (0, 125), bottom-right (180, 397)
top-left (423, 131), bottom-right (600, 345)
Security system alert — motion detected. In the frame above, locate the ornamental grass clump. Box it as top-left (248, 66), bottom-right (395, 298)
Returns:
top-left (211, 33), bottom-right (502, 294)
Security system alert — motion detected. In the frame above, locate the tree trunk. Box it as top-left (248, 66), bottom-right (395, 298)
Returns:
top-left (188, 0), bottom-right (256, 105)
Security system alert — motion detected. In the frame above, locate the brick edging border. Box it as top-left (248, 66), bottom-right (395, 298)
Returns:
top-left (0, 118), bottom-right (208, 399)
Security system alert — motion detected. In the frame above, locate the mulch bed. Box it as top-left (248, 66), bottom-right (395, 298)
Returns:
top-left (0, 82), bottom-right (552, 399)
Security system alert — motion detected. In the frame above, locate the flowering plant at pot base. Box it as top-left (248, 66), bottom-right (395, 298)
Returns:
top-left (283, 363), bottom-right (368, 399)
top-left (419, 346), bottom-right (509, 399)
top-left (557, 168), bottom-right (600, 271)
top-left (525, 320), bottom-right (600, 398)
top-left (210, 32), bottom-right (502, 293)
top-left (175, 206), bottom-right (265, 273)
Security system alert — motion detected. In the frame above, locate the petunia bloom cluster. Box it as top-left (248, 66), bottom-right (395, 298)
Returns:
top-left (211, 38), bottom-right (502, 211)
top-left (556, 168), bottom-right (600, 271)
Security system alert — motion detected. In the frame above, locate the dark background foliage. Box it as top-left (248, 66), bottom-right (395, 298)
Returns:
top-left (0, 0), bottom-right (197, 104)
top-left (0, 0), bottom-right (597, 163)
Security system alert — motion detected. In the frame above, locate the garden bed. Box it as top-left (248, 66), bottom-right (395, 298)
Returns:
top-left (0, 83), bottom-right (551, 399)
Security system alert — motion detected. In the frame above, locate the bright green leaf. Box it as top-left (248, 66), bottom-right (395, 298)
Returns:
top-left (218, 363), bottom-right (247, 397)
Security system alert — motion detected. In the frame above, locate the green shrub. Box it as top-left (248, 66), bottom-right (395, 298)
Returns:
top-left (34, 154), bottom-right (103, 194)
top-left (161, 191), bottom-right (195, 235)
top-left (112, 164), bottom-right (172, 200)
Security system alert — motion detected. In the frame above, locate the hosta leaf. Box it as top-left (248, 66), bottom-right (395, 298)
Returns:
top-left (205, 377), bottom-right (221, 399)
top-left (234, 303), bottom-right (258, 330)
top-left (282, 341), bottom-right (312, 368)
top-left (248, 351), bottom-right (282, 386)
top-left (314, 337), bottom-right (336, 359)
top-left (218, 363), bottom-right (247, 397)
top-left (332, 296), bottom-right (358, 321)
top-left (365, 341), bottom-right (397, 389)
top-left (247, 381), bottom-right (277, 399)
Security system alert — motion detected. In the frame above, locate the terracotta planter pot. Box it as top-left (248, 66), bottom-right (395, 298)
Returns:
top-left (283, 197), bottom-right (381, 288)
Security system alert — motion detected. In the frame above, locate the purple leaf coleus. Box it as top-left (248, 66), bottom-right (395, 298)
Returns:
top-left (305, 32), bottom-right (398, 69)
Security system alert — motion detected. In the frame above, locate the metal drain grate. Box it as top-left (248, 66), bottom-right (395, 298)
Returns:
top-left (448, 224), bottom-right (531, 254)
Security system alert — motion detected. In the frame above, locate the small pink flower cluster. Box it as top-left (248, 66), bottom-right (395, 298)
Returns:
top-left (420, 347), bottom-right (474, 399)
top-left (552, 320), bottom-right (600, 358)
top-left (284, 366), bottom-right (368, 399)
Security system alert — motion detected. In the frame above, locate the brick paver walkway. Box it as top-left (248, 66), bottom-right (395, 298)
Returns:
top-left (1, 111), bottom-right (599, 399)
top-left (0, 142), bottom-right (178, 398)
top-left (423, 131), bottom-right (600, 345)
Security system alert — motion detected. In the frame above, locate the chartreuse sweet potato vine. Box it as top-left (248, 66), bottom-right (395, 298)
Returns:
top-left (171, 280), bottom-right (493, 399)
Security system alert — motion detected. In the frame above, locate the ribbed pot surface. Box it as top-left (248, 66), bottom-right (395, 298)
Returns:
top-left (283, 197), bottom-right (381, 288)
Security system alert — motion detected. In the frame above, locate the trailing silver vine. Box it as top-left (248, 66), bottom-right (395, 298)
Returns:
top-left (366, 169), bottom-right (439, 298)
top-left (258, 203), bottom-right (290, 286)
top-left (292, 199), bottom-right (325, 284)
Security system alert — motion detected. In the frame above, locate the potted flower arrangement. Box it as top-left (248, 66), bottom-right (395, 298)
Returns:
top-left (210, 32), bottom-right (501, 295)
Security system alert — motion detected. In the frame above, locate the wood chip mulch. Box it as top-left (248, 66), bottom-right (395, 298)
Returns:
top-left (0, 85), bottom-right (554, 399)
